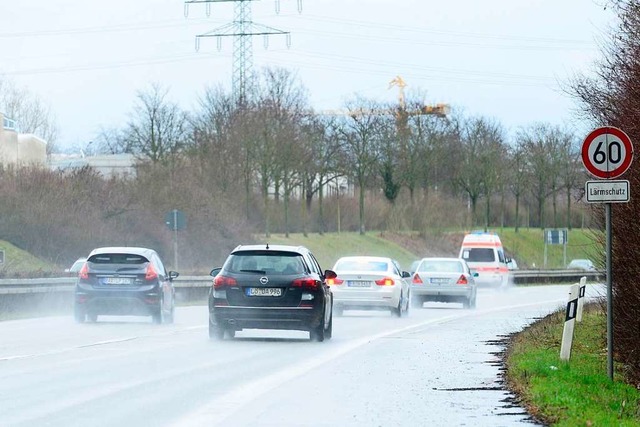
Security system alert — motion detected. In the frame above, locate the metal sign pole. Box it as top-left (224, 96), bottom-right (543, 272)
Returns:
top-left (606, 202), bottom-right (613, 380)
top-left (173, 209), bottom-right (179, 271)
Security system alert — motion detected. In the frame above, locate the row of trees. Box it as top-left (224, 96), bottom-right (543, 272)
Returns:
top-left (89, 68), bottom-right (590, 237)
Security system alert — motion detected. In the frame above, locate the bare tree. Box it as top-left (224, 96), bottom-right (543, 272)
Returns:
top-left (125, 83), bottom-right (189, 164)
top-left (339, 96), bottom-right (385, 235)
top-left (0, 79), bottom-right (59, 152)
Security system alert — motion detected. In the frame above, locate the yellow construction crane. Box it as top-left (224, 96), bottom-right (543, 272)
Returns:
top-left (319, 77), bottom-right (449, 118)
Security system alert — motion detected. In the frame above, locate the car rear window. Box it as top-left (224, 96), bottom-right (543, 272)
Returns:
top-left (334, 259), bottom-right (388, 272)
top-left (88, 254), bottom-right (149, 264)
top-left (461, 248), bottom-right (496, 263)
top-left (418, 260), bottom-right (463, 273)
top-left (226, 251), bottom-right (306, 275)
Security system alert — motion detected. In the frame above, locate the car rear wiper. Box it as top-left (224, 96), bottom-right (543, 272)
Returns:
top-left (240, 269), bottom-right (266, 274)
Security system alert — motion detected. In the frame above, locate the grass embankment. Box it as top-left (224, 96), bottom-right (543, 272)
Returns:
top-left (0, 240), bottom-right (58, 277)
top-left (506, 305), bottom-right (640, 426)
top-left (260, 232), bottom-right (418, 271)
top-left (492, 228), bottom-right (601, 270)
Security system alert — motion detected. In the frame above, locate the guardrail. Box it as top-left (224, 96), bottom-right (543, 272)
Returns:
top-left (0, 271), bottom-right (602, 319)
top-left (0, 270), bottom-right (602, 295)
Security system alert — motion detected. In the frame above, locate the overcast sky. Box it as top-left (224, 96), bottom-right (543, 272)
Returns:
top-left (0, 0), bottom-right (614, 150)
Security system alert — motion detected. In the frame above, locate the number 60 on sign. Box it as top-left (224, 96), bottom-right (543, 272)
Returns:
top-left (581, 127), bottom-right (634, 179)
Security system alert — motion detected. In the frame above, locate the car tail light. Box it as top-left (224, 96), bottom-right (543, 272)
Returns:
top-left (412, 274), bottom-right (423, 284)
top-left (145, 263), bottom-right (158, 281)
top-left (78, 263), bottom-right (89, 280)
top-left (375, 277), bottom-right (395, 286)
top-left (292, 277), bottom-right (319, 290)
top-left (456, 275), bottom-right (468, 285)
top-left (214, 275), bottom-right (238, 289)
top-left (327, 277), bottom-right (344, 286)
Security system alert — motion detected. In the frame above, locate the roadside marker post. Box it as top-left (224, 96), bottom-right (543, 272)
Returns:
top-left (576, 276), bottom-right (587, 323)
top-left (560, 284), bottom-right (580, 361)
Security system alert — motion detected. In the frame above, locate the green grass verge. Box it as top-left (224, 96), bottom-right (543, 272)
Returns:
top-left (0, 240), bottom-right (59, 277)
top-left (506, 305), bottom-right (640, 426)
top-left (259, 232), bottom-right (418, 271)
top-left (496, 228), bottom-right (603, 270)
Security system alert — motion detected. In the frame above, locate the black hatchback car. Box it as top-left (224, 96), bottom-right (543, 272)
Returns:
top-left (74, 247), bottom-right (179, 324)
top-left (209, 244), bottom-right (336, 341)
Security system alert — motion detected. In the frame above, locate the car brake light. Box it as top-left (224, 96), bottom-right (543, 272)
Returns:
top-left (327, 277), bottom-right (344, 286)
top-left (375, 277), bottom-right (395, 286)
top-left (456, 275), bottom-right (468, 285)
top-left (412, 274), bottom-right (423, 284)
top-left (214, 275), bottom-right (238, 289)
top-left (145, 263), bottom-right (158, 281)
top-left (78, 263), bottom-right (89, 280)
top-left (292, 277), bottom-right (319, 290)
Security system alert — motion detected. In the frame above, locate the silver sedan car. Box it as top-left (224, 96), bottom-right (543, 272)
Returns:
top-left (410, 257), bottom-right (477, 309)
top-left (329, 256), bottom-right (411, 317)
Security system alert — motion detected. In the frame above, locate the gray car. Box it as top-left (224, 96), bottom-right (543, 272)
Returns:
top-left (410, 257), bottom-right (477, 309)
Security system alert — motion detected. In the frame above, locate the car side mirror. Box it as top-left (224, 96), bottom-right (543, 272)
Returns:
top-left (505, 257), bottom-right (512, 264)
top-left (324, 269), bottom-right (337, 280)
top-left (473, 272), bottom-right (479, 277)
top-left (402, 271), bottom-right (410, 278)
top-left (210, 267), bottom-right (222, 277)
top-left (168, 271), bottom-right (180, 280)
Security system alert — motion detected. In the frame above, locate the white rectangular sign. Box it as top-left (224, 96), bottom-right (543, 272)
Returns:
top-left (585, 180), bottom-right (630, 203)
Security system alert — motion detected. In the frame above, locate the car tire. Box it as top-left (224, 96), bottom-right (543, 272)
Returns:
top-left (74, 305), bottom-right (86, 323)
top-left (164, 300), bottom-right (175, 324)
top-left (392, 295), bottom-right (404, 318)
top-left (470, 293), bottom-right (477, 309)
top-left (227, 329), bottom-right (236, 339)
top-left (209, 319), bottom-right (224, 340)
top-left (87, 312), bottom-right (98, 323)
top-left (334, 305), bottom-right (344, 317)
top-left (411, 298), bottom-right (423, 309)
top-left (324, 313), bottom-right (333, 340)
top-left (404, 291), bottom-right (411, 315)
top-left (152, 304), bottom-right (163, 324)
top-left (463, 298), bottom-right (471, 309)
top-left (310, 313), bottom-right (326, 342)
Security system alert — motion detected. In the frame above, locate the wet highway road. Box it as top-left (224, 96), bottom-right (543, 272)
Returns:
top-left (0, 285), bottom-right (602, 427)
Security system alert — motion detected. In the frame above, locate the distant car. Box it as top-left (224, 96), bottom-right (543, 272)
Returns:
top-left (329, 256), bottom-right (410, 317)
top-left (65, 257), bottom-right (87, 274)
top-left (567, 259), bottom-right (596, 271)
top-left (410, 257), bottom-right (477, 309)
top-left (73, 247), bottom-right (179, 324)
top-left (208, 244), bottom-right (335, 341)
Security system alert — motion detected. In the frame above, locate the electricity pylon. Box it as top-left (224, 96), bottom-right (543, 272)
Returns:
top-left (185, 0), bottom-right (293, 104)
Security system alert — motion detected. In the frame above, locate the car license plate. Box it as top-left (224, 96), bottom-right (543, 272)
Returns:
top-left (430, 278), bottom-right (449, 284)
top-left (104, 277), bottom-right (133, 285)
top-left (246, 287), bottom-right (282, 297)
top-left (347, 280), bottom-right (370, 288)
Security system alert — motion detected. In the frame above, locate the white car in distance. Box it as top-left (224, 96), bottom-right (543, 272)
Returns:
top-left (328, 256), bottom-right (411, 317)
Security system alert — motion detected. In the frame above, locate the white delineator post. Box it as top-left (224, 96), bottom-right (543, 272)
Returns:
top-left (576, 276), bottom-right (587, 322)
top-left (560, 283), bottom-right (580, 361)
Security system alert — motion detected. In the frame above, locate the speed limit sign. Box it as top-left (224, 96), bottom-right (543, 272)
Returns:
top-left (582, 127), bottom-right (634, 179)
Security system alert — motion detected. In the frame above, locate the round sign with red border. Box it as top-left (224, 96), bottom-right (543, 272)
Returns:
top-left (581, 126), bottom-right (634, 179)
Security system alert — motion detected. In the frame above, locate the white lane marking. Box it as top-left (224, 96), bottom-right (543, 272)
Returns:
top-left (171, 298), bottom-right (566, 427)
top-left (0, 325), bottom-right (205, 362)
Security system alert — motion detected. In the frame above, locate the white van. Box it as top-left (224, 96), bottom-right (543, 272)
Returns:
top-left (458, 232), bottom-right (511, 288)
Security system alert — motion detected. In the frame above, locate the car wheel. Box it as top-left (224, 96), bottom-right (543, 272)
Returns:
top-left (87, 312), bottom-right (98, 323)
top-left (227, 329), bottom-right (236, 339)
top-left (411, 298), bottom-right (423, 309)
top-left (152, 303), bottom-right (164, 324)
top-left (324, 313), bottom-right (333, 340)
top-left (209, 319), bottom-right (224, 340)
top-left (470, 293), bottom-right (477, 309)
top-left (310, 313), bottom-right (326, 342)
top-left (164, 300), bottom-right (175, 324)
top-left (392, 295), bottom-right (403, 318)
top-left (334, 305), bottom-right (344, 317)
top-left (74, 305), bottom-right (86, 323)
top-left (404, 292), bottom-right (411, 315)
top-left (463, 298), bottom-right (471, 309)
